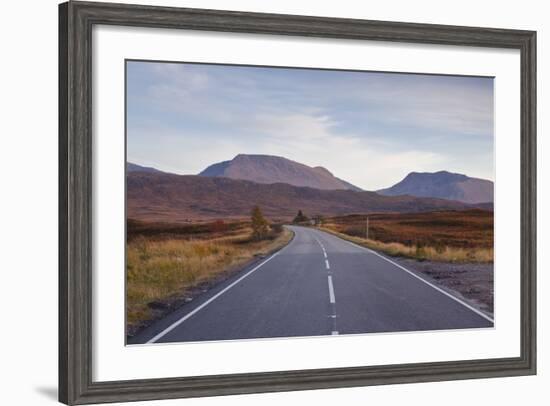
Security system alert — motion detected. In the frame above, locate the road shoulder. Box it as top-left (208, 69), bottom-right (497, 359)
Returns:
top-left (314, 226), bottom-right (494, 319)
top-left (127, 228), bottom-right (296, 344)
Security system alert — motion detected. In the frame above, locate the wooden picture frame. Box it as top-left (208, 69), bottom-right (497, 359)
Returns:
top-left (59, 1), bottom-right (536, 404)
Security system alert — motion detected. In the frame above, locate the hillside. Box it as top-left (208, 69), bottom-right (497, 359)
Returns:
top-left (127, 172), bottom-right (484, 223)
top-left (127, 162), bottom-right (165, 174)
top-left (377, 171), bottom-right (493, 204)
top-left (199, 154), bottom-right (362, 191)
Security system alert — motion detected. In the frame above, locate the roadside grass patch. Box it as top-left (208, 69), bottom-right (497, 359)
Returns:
top-left (319, 227), bottom-right (493, 263)
top-left (126, 226), bottom-right (292, 333)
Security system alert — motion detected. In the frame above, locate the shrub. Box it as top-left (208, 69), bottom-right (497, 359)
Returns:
top-left (251, 205), bottom-right (269, 241)
top-left (293, 210), bottom-right (309, 224)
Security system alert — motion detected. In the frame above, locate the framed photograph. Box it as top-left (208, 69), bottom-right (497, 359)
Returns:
top-left (59, 1), bottom-right (536, 404)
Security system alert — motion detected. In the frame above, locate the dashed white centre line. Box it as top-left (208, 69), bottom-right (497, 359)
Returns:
top-left (327, 275), bottom-right (336, 304)
top-left (313, 234), bottom-right (341, 336)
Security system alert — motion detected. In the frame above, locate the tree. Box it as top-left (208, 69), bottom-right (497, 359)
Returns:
top-left (292, 210), bottom-right (309, 224)
top-left (251, 205), bottom-right (269, 241)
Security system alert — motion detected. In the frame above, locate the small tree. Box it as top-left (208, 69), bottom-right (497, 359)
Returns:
top-left (293, 210), bottom-right (309, 224)
top-left (251, 205), bottom-right (269, 241)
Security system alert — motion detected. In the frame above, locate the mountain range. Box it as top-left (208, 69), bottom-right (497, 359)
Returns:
top-left (199, 154), bottom-right (362, 191)
top-left (377, 171), bottom-right (493, 204)
top-left (127, 172), bottom-right (479, 223)
top-left (127, 155), bottom-right (493, 222)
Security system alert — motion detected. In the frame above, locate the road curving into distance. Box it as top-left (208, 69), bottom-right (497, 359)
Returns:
top-left (129, 225), bottom-right (493, 345)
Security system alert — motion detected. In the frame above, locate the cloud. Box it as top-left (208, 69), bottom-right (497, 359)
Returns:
top-left (128, 110), bottom-right (447, 190)
top-left (126, 62), bottom-right (494, 189)
top-left (357, 79), bottom-right (494, 138)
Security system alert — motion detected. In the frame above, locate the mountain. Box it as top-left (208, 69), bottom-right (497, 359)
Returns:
top-left (127, 162), bottom-right (164, 174)
top-left (127, 172), bottom-right (484, 223)
top-left (377, 171), bottom-right (493, 204)
top-left (199, 154), bottom-right (362, 191)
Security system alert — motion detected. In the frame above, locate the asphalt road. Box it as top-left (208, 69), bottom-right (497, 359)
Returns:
top-left (130, 226), bottom-right (493, 344)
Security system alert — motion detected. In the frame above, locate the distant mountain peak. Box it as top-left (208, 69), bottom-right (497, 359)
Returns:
top-left (127, 162), bottom-right (164, 174)
top-left (234, 153), bottom-right (272, 159)
top-left (199, 154), bottom-right (362, 191)
top-left (312, 166), bottom-right (333, 176)
top-left (377, 170), bottom-right (493, 204)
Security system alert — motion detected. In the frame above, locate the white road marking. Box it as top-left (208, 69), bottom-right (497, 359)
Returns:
top-left (314, 237), bottom-right (325, 250)
top-left (314, 234), bottom-right (339, 334)
top-left (314, 236), bottom-right (330, 263)
top-left (327, 275), bottom-right (336, 304)
top-left (146, 251), bottom-right (282, 344)
top-left (337, 237), bottom-right (495, 323)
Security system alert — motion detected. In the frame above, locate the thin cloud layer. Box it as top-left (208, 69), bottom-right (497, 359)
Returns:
top-left (127, 61), bottom-right (494, 190)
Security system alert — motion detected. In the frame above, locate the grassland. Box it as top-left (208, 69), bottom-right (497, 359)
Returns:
top-left (320, 210), bottom-right (493, 263)
top-left (126, 219), bottom-right (292, 335)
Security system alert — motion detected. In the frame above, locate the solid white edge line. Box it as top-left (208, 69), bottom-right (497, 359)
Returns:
top-left (147, 251), bottom-right (282, 344)
top-left (338, 237), bottom-right (494, 323)
top-left (327, 275), bottom-right (336, 304)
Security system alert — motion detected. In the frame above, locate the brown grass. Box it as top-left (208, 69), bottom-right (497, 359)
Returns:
top-left (320, 210), bottom-right (493, 263)
top-left (126, 223), bottom-right (292, 332)
top-left (127, 218), bottom-right (249, 242)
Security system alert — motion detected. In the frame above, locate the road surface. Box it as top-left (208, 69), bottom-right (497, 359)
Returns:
top-left (130, 226), bottom-right (493, 344)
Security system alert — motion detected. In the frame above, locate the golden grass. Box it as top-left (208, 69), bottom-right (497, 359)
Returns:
top-left (319, 226), bottom-right (493, 263)
top-left (323, 210), bottom-right (493, 249)
top-left (126, 227), bottom-right (292, 331)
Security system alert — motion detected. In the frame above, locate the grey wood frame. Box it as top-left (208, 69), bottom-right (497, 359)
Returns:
top-left (59, 1), bottom-right (537, 404)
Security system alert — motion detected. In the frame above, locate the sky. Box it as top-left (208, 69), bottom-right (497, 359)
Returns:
top-left (126, 61), bottom-right (494, 190)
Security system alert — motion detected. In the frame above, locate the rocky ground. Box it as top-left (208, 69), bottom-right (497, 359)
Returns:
top-left (390, 257), bottom-right (494, 316)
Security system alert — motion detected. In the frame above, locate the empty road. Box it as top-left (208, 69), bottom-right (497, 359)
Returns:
top-left (130, 226), bottom-right (493, 344)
